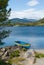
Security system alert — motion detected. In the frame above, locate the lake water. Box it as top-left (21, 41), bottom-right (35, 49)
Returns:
top-left (0, 26), bottom-right (44, 49)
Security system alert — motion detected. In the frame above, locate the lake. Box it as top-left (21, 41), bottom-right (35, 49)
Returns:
top-left (0, 26), bottom-right (44, 49)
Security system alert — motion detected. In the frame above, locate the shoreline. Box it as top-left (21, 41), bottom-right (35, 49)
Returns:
top-left (0, 45), bottom-right (44, 50)
top-left (0, 46), bottom-right (44, 65)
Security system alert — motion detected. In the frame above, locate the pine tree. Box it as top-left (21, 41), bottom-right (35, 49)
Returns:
top-left (0, 0), bottom-right (11, 45)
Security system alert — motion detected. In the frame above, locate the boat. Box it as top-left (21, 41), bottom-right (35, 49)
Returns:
top-left (15, 41), bottom-right (31, 49)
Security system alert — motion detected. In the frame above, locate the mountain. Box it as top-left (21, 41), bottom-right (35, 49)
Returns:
top-left (10, 18), bottom-right (36, 23)
top-left (30, 18), bottom-right (44, 26)
top-left (37, 18), bottom-right (44, 23)
top-left (1, 18), bottom-right (44, 26)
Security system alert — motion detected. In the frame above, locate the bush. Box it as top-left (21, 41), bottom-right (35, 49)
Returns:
top-left (35, 52), bottom-right (44, 58)
top-left (22, 48), bottom-right (27, 51)
top-left (10, 50), bottom-right (20, 58)
top-left (0, 59), bottom-right (11, 65)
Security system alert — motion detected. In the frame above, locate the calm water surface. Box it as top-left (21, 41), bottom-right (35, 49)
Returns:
top-left (1, 26), bottom-right (44, 49)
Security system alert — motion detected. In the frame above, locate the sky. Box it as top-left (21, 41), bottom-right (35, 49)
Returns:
top-left (8, 0), bottom-right (44, 19)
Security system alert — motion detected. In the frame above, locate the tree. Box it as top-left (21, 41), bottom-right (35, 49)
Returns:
top-left (0, 0), bottom-right (11, 45)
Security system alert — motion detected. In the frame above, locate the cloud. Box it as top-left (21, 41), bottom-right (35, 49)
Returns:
top-left (9, 9), bottom-right (44, 19)
top-left (27, 0), bottom-right (39, 6)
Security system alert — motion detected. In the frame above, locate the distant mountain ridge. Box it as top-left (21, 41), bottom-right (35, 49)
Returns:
top-left (37, 18), bottom-right (44, 23)
top-left (0, 18), bottom-right (44, 26)
top-left (10, 18), bottom-right (37, 23)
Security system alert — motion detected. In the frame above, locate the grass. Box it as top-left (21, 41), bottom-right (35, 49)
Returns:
top-left (8, 57), bottom-right (25, 65)
top-left (35, 51), bottom-right (44, 58)
top-left (10, 50), bottom-right (20, 58)
top-left (0, 59), bottom-right (11, 65)
top-left (22, 48), bottom-right (27, 51)
top-left (9, 49), bottom-right (26, 65)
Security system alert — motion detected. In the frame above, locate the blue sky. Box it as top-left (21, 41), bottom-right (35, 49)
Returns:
top-left (8, 0), bottom-right (44, 19)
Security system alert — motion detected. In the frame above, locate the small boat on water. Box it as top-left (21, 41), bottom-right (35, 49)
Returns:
top-left (15, 41), bottom-right (31, 49)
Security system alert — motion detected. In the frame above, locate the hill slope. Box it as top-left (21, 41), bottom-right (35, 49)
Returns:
top-left (10, 18), bottom-right (36, 23)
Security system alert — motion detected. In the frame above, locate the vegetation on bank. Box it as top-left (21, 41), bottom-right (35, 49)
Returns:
top-left (10, 50), bottom-right (20, 58)
top-left (35, 51), bottom-right (44, 58)
top-left (0, 59), bottom-right (11, 65)
top-left (1, 46), bottom-right (44, 65)
top-left (0, 18), bottom-right (44, 26)
top-left (8, 57), bottom-right (25, 65)
top-left (7, 48), bottom-right (26, 65)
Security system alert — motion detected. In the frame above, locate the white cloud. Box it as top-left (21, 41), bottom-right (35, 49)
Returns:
top-left (9, 9), bottom-right (44, 19)
top-left (27, 0), bottom-right (39, 6)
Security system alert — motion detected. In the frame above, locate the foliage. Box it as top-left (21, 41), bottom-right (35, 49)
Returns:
top-left (0, 0), bottom-right (11, 22)
top-left (22, 48), bottom-right (27, 51)
top-left (8, 57), bottom-right (25, 65)
top-left (0, 0), bottom-right (11, 44)
top-left (0, 59), bottom-right (11, 65)
top-left (0, 30), bottom-right (10, 39)
top-left (35, 52), bottom-right (44, 58)
top-left (10, 50), bottom-right (20, 58)
top-left (0, 18), bottom-right (44, 26)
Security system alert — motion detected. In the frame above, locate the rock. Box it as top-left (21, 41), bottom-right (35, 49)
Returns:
top-left (24, 49), bottom-right (35, 58)
top-left (0, 52), bottom-right (3, 56)
top-left (1, 48), bottom-right (6, 52)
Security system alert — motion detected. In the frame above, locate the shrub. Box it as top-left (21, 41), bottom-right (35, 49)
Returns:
top-left (35, 52), bottom-right (44, 58)
top-left (10, 50), bottom-right (20, 58)
top-left (22, 48), bottom-right (27, 51)
top-left (0, 59), bottom-right (11, 65)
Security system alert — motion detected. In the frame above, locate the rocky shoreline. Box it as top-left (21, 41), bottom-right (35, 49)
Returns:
top-left (0, 46), bottom-right (44, 65)
top-left (0, 46), bottom-right (20, 59)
